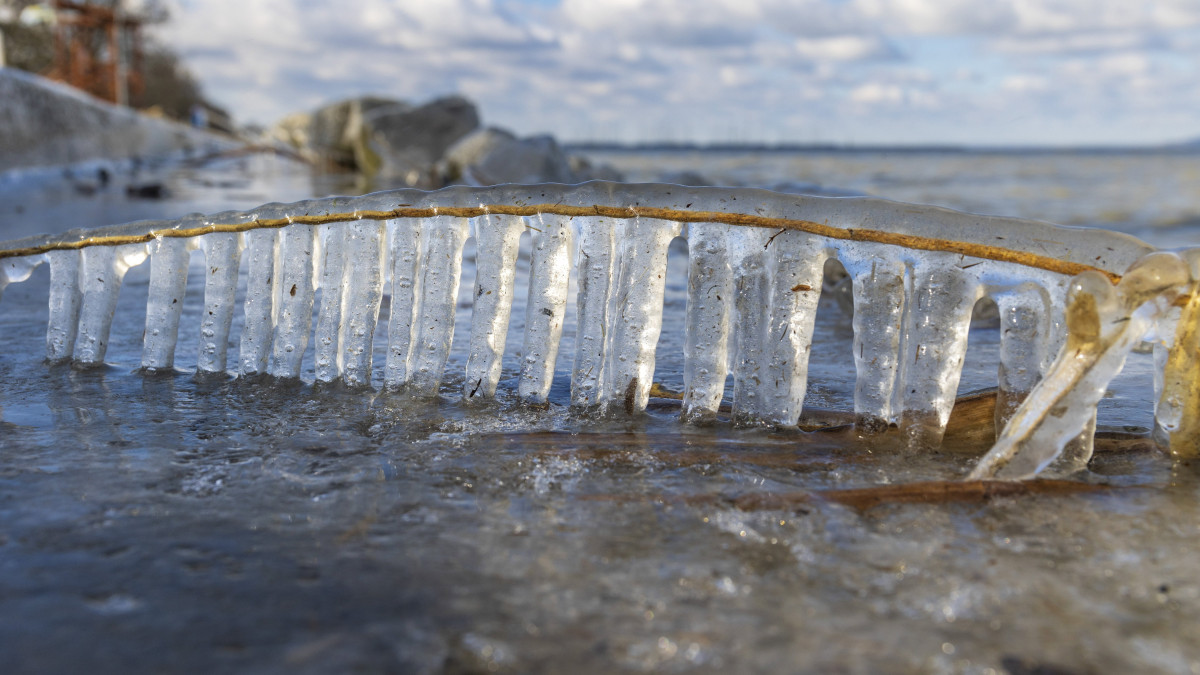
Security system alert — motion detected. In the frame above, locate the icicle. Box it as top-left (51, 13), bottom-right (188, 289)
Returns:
top-left (340, 220), bottom-right (385, 388)
top-left (74, 244), bottom-right (147, 365)
top-left (197, 232), bottom-right (241, 374)
top-left (518, 213), bottom-right (574, 404)
top-left (267, 224), bottom-right (317, 379)
top-left (727, 227), bottom-right (772, 424)
top-left (971, 252), bottom-right (1190, 480)
top-left (761, 230), bottom-right (826, 425)
top-left (1154, 249), bottom-right (1200, 458)
top-left (463, 214), bottom-right (523, 400)
top-left (239, 228), bottom-right (278, 376)
top-left (724, 227), bottom-right (826, 426)
top-left (0, 254), bottom-right (41, 303)
top-left (1152, 337), bottom-right (1173, 447)
top-left (897, 262), bottom-right (980, 448)
top-left (313, 223), bottom-right (346, 383)
top-left (0, 183), bottom-right (1172, 448)
top-left (571, 216), bottom-right (617, 407)
top-left (46, 249), bottom-right (82, 363)
top-left (141, 237), bottom-right (191, 371)
top-left (992, 285), bottom-right (1050, 434)
top-left (408, 216), bottom-right (470, 396)
top-left (603, 217), bottom-right (681, 412)
top-left (384, 219), bottom-right (422, 390)
top-left (842, 253), bottom-right (906, 431)
top-left (682, 223), bottom-right (732, 422)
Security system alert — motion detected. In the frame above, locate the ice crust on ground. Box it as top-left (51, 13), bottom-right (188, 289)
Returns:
top-left (0, 182), bottom-right (1191, 479)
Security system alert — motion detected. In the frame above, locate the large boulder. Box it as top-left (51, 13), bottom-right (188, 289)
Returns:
top-left (363, 96), bottom-right (479, 186)
top-left (269, 96), bottom-right (408, 170)
top-left (270, 95), bottom-right (621, 187)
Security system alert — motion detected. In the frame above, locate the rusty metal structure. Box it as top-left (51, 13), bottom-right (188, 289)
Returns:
top-left (47, 0), bottom-right (147, 105)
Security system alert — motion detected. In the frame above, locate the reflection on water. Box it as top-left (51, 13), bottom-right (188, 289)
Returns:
top-left (1, 151), bottom-right (1198, 672)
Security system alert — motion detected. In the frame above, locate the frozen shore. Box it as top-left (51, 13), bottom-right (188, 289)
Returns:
top-left (0, 67), bottom-right (237, 177)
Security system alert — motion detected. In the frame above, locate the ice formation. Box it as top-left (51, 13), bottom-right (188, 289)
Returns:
top-left (970, 252), bottom-right (1192, 479)
top-left (0, 182), bottom-right (1194, 479)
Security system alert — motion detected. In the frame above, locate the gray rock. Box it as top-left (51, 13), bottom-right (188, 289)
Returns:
top-left (363, 96), bottom-right (479, 185)
top-left (270, 96), bottom-right (407, 170)
top-left (442, 127), bottom-right (623, 186)
top-left (270, 94), bottom-right (618, 187)
top-left (569, 155), bottom-right (624, 182)
top-left (658, 170), bottom-right (712, 186)
top-left (442, 127), bottom-right (573, 185)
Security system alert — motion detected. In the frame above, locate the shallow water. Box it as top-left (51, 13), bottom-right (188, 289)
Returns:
top-left (1, 151), bottom-right (1198, 673)
top-left (585, 147), bottom-right (1200, 249)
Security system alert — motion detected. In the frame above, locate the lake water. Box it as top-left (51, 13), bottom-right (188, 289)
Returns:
top-left (1, 149), bottom-right (1198, 673)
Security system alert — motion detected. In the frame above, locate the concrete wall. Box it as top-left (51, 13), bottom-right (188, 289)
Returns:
top-left (0, 67), bottom-right (237, 174)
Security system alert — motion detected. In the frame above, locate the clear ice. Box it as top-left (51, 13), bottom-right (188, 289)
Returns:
top-left (970, 252), bottom-right (1191, 479)
top-left (1, 182), bottom-right (1194, 480)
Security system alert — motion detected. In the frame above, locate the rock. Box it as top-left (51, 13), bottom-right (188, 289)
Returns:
top-left (658, 170), bottom-right (712, 186)
top-left (125, 182), bottom-right (167, 199)
top-left (270, 94), bottom-right (621, 187)
top-left (363, 96), bottom-right (479, 185)
top-left (269, 96), bottom-right (408, 171)
top-left (269, 112), bottom-right (313, 155)
top-left (569, 155), bottom-right (624, 182)
top-left (441, 127), bottom-right (624, 186)
top-left (442, 127), bottom-right (572, 185)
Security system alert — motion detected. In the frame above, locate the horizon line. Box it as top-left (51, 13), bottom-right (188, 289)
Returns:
top-left (561, 139), bottom-right (1200, 153)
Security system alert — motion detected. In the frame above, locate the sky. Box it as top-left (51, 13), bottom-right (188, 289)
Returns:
top-left (157, 0), bottom-right (1200, 146)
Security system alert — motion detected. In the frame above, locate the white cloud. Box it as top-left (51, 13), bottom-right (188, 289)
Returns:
top-left (992, 30), bottom-right (1166, 55)
top-left (152, 0), bottom-right (1200, 144)
top-left (793, 35), bottom-right (898, 62)
top-left (1001, 74), bottom-right (1049, 93)
top-left (850, 82), bottom-right (904, 103)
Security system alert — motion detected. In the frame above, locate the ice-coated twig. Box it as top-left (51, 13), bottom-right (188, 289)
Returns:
top-left (1, 182), bottom-right (1188, 479)
top-left (969, 252), bottom-right (1191, 480)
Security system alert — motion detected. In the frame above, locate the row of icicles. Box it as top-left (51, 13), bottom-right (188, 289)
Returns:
top-left (1, 200), bottom-right (1197, 480)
